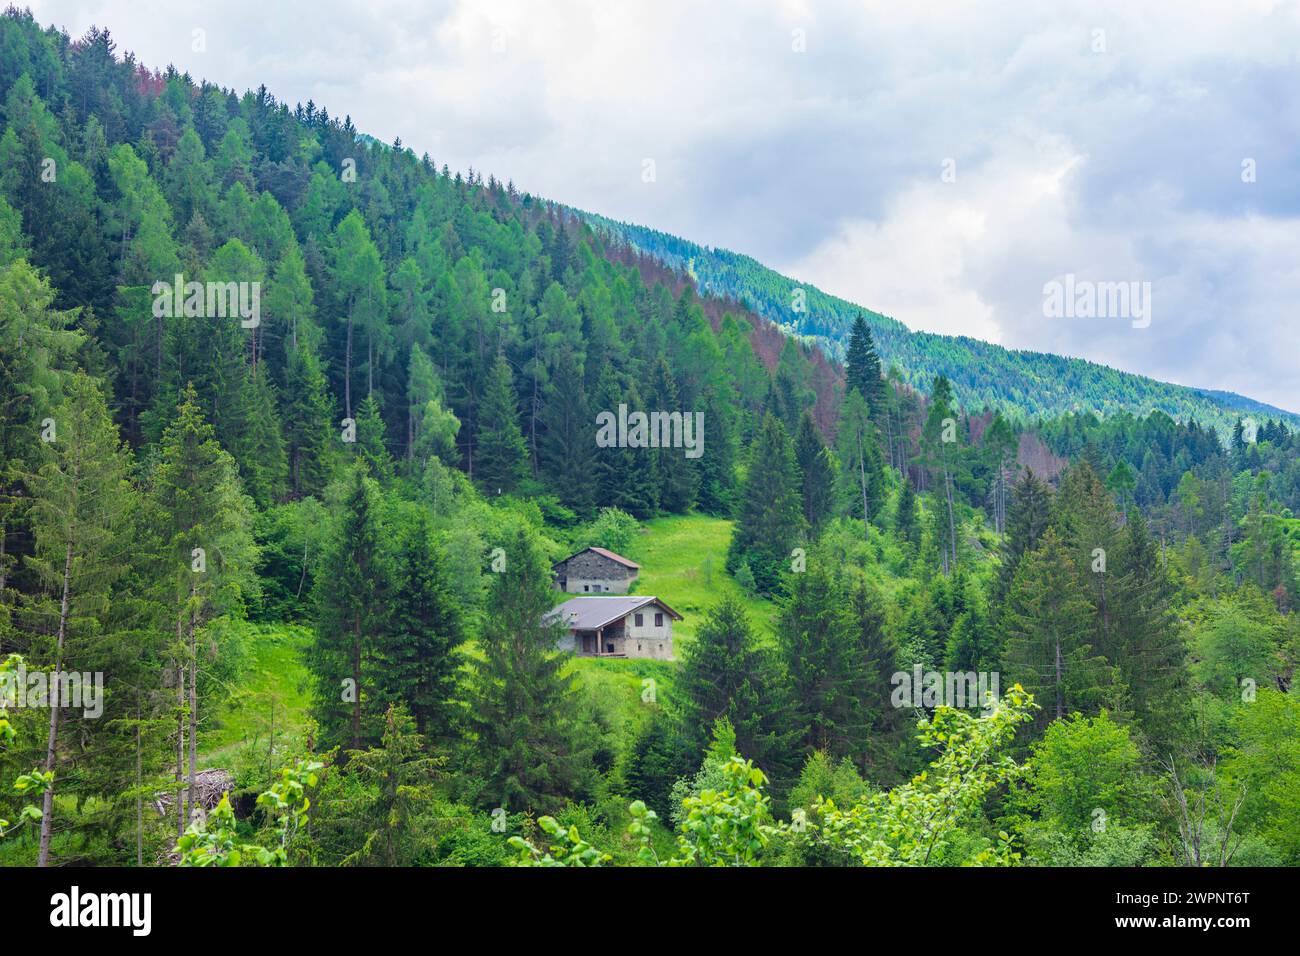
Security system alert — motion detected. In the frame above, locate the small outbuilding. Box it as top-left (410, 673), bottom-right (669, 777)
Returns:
top-left (552, 546), bottom-right (640, 594)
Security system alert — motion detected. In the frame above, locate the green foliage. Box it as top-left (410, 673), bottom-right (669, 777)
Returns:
top-left (176, 758), bottom-right (321, 866)
top-left (474, 353), bottom-right (528, 495)
top-left (1012, 711), bottom-right (1152, 856)
top-left (0, 655), bottom-right (51, 839)
top-left (813, 685), bottom-right (1036, 866)
top-left (1002, 528), bottom-right (1116, 732)
top-left (338, 706), bottom-right (446, 866)
top-left (1222, 689), bottom-right (1300, 864)
top-left (507, 813), bottom-right (612, 867)
top-left (671, 757), bottom-right (775, 866)
top-left (572, 507), bottom-right (640, 558)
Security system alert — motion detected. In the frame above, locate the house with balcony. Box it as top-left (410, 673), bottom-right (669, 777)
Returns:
top-left (550, 595), bottom-right (680, 660)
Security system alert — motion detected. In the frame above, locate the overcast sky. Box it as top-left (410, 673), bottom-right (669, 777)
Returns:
top-left (30, 0), bottom-right (1300, 412)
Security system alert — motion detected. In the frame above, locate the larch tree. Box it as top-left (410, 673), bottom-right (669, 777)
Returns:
top-left (921, 375), bottom-right (959, 575)
top-left (835, 389), bottom-right (883, 532)
top-left (332, 210), bottom-right (386, 419)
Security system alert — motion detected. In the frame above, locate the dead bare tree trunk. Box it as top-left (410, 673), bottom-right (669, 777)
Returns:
top-left (176, 615), bottom-right (186, 841)
top-left (136, 695), bottom-right (143, 867)
top-left (1054, 631), bottom-right (1064, 720)
top-left (352, 612), bottom-right (363, 750)
top-left (187, 590), bottom-right (198, 817)
top-left (37, 540), bottom-right (74, 867)
top-left (1165, 757), bottom-right (1247, 866)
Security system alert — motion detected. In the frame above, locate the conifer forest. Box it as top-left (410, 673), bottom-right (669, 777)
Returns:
top-left (0, 4), bottom-right (1294, 935)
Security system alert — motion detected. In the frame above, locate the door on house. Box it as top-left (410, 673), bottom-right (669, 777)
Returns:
top-left (582, 633), bottom-right (594, 655)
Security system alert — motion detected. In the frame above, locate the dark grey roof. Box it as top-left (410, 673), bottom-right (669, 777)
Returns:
top-left (547, 595), bottom-right (681, 630)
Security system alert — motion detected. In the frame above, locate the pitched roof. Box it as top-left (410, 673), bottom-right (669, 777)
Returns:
top-left (553, 546), bottom-right (640, 571)
top-left (548, 595), bottom-right (682, 631)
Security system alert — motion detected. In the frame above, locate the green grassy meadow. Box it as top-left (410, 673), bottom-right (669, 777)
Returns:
top-left (625, 513), bottom-right (777, 645)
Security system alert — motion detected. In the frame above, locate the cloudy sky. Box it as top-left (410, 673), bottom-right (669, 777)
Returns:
top-left (31, 0), bottom-right (1300, 411)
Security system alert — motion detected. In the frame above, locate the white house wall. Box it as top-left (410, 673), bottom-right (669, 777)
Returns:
top-left (622, 610), bottom-right (674, 660)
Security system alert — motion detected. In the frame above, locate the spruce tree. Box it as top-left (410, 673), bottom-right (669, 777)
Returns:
top-left (1001, 528), bottom-right (1117, 735)
top-left (376, 508), bottom-right (464, 740)
top-left (474, 353), bottom-right (528, 495)
top-left (727, 413), bottom-right (806, 595)
top-left (649, 357), bottom-right (698, 513)
top-left (1052, 459), bottom-right (1122, 659)
top-left (281, 340), bottom-right (332, 497)
top-left (537, 350), bottom-right (595, 515)
top-left (310, 463), bottom-right (389, 750)
top-left (0, 258), bottom-right (81, 599)
top-left (467, 526), bottom-right (591, 811)
top-left (795, 410), bottom-right (835, 534)
top-left (147, 383), bottom-right (255, 835)
top-left (945, 599), bottom-right (1000, 674)
top-left (848, 580), bottom-right (907, 782)
top-left (1110, 509), bottom-right (1189, 752)
top-left (777, 562), bottom-right (868, 762)
top-left (339, 705), bottom-right (443, 867)
top-left (590, 367), bottom-right (659, 518)
top-left (694, 388), bottom-right (737, 516)
top-left (229, 368), bottom-right (288, 506)
top-left (844, 314), bottom-right (885, 414)
top-left (677, 595), bottom-right (798, 779)
top-left (354, 393), bottom-right (395, 482)
top-left (995, 470), bottom-right (1053, 610)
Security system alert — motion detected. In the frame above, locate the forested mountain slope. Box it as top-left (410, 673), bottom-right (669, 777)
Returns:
top-left (579, 211), bottom-right (1300, 435)
top-left (1, 9), bottom-right (1298, 874)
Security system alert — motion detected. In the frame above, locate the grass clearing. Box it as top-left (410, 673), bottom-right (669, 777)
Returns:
top-left (626, 513), bottom-right (778, 646)
top-left (202, 622), bottom-right (312, 766)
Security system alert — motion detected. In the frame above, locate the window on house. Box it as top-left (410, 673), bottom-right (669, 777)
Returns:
top-left (634, 613), bottom-right (644, 627)
top-left (606, 642), bottom-right (614, 653)
top-left (655, 613), bottom-right (664, 627)
top-left (583, 584), bottom-right (589, 592)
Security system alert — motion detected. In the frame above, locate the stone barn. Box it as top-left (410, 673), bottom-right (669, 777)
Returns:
top-left (552, 546), bottom-right (640, 594)
top-left (550, 595), bottom-right (680, 660)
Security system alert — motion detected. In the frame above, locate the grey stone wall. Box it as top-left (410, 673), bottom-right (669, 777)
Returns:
top-left (556, 550), bottom-right (637, 593)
